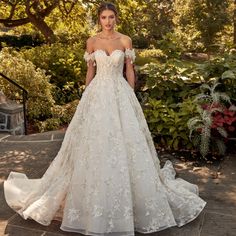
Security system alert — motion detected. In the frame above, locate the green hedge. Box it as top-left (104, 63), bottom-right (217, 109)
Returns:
top-left (20, 42), bottom-right (87, 104)
top-left (0, 47), bottom-right (80, 132)
top-left (0, 34), bottom-right (43, 48)
top-left (0, 48), bottom-right (54, 120)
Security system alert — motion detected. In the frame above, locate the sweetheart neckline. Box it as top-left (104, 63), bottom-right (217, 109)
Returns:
top-left (94, 49), bottom-right (125, 57)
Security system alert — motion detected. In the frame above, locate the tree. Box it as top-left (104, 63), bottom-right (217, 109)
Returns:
top-left (0, 0), bottom-right (89, 43)
top-left (174, 0), bottom-right (230, 51)
top-left (0, 0), bottom-right (175, 46)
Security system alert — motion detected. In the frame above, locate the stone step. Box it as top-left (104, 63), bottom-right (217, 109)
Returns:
top-left (5, 215), bottom-right (79, 236)
top-left (0, 130), bottom-right (65, 142)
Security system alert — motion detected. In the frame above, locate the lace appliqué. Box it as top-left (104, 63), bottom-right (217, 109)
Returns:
top-left (84, 51), bottom-right (96, 66)
top-left (125, 48), bottom-right (136, 64)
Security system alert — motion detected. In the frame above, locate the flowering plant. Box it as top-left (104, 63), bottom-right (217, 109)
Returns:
top-left (201, 102), bottom-right (236, 131)
top-left (209, 104), bottom-right (236, 132)
top-left (188, 81), bottom-right (236, 158)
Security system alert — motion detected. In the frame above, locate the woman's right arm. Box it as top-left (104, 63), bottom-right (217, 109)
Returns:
top-left (85, 37), bottom-right (96, 89)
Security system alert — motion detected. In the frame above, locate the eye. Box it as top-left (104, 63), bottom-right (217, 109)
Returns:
top-left (109, 15), bottom-right (115, 19)
top-left (101, 16), bottom-right (106, 19)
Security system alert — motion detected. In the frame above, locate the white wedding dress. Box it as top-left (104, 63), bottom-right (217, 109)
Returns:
top-left (4, 48), bottom-right (206, 235)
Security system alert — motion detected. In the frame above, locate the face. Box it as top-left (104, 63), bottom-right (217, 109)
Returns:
top-left (99, 9), bottom-right (116, 31)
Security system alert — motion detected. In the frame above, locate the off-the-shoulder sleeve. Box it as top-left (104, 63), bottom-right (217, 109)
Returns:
top-left (83, 51), bottom-right (96, 66)
top-left (125, 48), bottom-right (136, 64)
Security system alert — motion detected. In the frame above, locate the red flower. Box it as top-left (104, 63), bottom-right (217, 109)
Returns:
top-left (199, 102), bottom-right (236, 137)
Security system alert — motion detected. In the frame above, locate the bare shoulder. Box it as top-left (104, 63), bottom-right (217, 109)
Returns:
top-left (118, 33), bottom-right (132, 48)
top-left (86, 36), bottom-right (97, 52)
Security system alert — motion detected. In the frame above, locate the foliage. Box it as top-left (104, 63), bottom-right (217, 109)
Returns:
top-left (138, 58), bottom-right (203, 151)
top-left (0, 0), bottom-right (90, 43)
top-left (143, 98), bottom-right (197, 150)
top-left (20, 42), bottom-right (87, 104)
top-left (0, 0), bottom-right (235, 52)
top-left (139, 52), bottom-right (236, 156)
top-left (196, 51), bottom-right (236, 102)
top-left (35, 99), bottom-right (79, 132)
top-left (173, 0), bottom-right (231, 51)
top-left (138, 48), bottom-right (167, 61)
top-left (35, 118), bottom-right (62, 132)
top-left (46, 3), bottom-right (89, 44)
top-left (155, 32), bottom-right (184, 58)
top-left (52, 99), bottom-right (79, 124)
top-left (188, 81), bottom-right (236, 158)
top-left (140, 59), bottom-right (203, 103)
top-left (0, 0), bottom-right (58, 42)
top-left (0, 47), bottom-right (80, 132)
top-left (0, 34), bottom-right (43, 48)
top-left (0, 48), bottom-right (55, 120)
top-left (139, 52), bottom-right (236, 108)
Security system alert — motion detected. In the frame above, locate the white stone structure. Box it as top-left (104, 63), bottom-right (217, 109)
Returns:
top-left (0, 91), bottom-right (24, 135)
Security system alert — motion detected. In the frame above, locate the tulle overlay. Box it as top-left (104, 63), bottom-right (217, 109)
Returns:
top-left (4, 49), bottom-right (206, 236)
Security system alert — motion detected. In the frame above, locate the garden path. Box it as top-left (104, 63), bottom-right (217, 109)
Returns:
top-left (0, 131), bottom-right (235, 236)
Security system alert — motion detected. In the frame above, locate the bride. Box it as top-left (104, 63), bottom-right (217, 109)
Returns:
top-left (4, 2), bottom-right (206, 235)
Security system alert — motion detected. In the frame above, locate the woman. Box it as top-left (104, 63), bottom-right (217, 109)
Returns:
top-left (4, 2), bottom-right (206, 235)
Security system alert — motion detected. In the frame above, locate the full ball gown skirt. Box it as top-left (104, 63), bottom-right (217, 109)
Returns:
top-left (4, 49), bottom-right (206, 235)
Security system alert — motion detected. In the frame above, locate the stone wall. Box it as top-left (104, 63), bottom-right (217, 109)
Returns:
top-left (0, 102), bottom-right (24, 135)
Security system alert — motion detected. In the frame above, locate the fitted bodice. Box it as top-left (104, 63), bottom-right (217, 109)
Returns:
top-left (84, 48), bottom-right (136, 78)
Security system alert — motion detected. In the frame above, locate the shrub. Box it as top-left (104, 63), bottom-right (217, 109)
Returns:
top-left (20, 42), bottom-right (87, 104)
top-left (138, 53), bottom-right (236, 156)
top-left (143, 98), bottom-right (197, 150)
top-left (188, 81), bottom-right (236, 158)
top-left (0, 48), bottom-right (55, 120)
top-left (0, 34), bottom-right (44, 48)
top-left (35, 118), bottom-right (61, 132)
top-left (155, 32), bottom-right (183, 58)
top-left (138, 58), bottom-right (202, 150)
top-left (139, 59), bottom-right (203, 103)
top-left (196, 52), bottom-right (236, 102)
top-left (34, 99), bottom-right (79, 133)
top-left (139, 49), bottom-right (167, 62)
top-left (133, 35), bottom-right (149, 49)
top-left (51, 99), bottom-right (79, 124)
